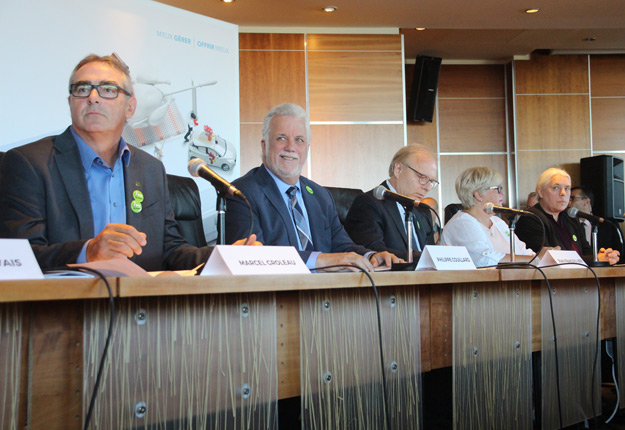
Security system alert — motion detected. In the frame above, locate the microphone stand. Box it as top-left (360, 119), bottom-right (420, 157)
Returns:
top-left (404, 208), bottom-right (415, 263)
top-left (508, 214), bottom-right (519, 263)
top-left (589, 223), bottom-right (609, 267)
top-left (216, 192), bottom-right (226, 245)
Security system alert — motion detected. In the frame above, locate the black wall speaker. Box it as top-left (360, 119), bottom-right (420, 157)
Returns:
top-left (408, 55), bottom-right (442, 123)
top-left (580, 155), bottom-right (625, 220)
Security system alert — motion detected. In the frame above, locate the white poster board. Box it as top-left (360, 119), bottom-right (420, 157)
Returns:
top-left (0, 0), bottom-right (239, 242)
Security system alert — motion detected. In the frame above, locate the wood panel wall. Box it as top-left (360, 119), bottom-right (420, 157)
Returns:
top-left (239, 33), bottom-right (405, 191)
top-left (240, 34), bottom-right (625, 221)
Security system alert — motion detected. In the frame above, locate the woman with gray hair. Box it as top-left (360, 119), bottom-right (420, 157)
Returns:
top-left (441, 167), bottom-right (535, 267)
top-left (515, 167), bottom-right (619, 264)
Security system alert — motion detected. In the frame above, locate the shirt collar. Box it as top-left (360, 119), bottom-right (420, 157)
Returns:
top-left (71, 126), bottom-right (131, 172)
top-left (263, 164), bottom-right (302, 196)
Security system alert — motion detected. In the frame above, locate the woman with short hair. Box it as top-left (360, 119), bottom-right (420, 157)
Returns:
top-left (441, 167), bottom-right (535, 267)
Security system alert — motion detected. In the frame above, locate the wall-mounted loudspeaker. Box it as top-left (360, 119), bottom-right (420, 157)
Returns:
top-left (408, 55), bottom-right (442, 123)
top-left (580, 155), bottom-right (625, 221)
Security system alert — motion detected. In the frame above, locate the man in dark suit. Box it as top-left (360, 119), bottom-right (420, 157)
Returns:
top-left (570, 185), bottom-right (622, 256)
top-left (0, 53), bottom-right (254, 271)
top-left (224, 103), bottom-right (398, 271)
top-left (344, 145), bottom-right (437, 261)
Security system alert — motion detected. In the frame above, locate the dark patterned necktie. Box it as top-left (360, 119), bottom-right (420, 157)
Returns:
top-left (286, 186), bottom-right (313, 251)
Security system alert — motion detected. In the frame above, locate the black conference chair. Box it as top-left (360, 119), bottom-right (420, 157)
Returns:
top-left (324, 186), bottom-right (364, 225)
top-left (444, 203), bottom-right (464, 224)
top-left (167, 174), bottom-right (207, 247)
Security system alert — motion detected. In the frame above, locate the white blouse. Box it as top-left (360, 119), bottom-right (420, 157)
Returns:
top-left (441, 211), bottom-right (535, 267)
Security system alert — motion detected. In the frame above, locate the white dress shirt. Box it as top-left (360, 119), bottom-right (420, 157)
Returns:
top-left (441, 211), bottom-right (535, 267)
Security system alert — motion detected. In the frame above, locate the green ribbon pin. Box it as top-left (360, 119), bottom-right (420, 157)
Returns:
top-left (306, 186), bottom-right (314, 194)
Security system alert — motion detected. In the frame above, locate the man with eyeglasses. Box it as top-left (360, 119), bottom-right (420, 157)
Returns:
top-left (569, 186), bottom-right (622, 255)
top-left (345, 144), bottom-right (438, 262)
top-left (0, 53), bottom-right (255, 271)
top-left (224, 103), bottom-right (400, 272)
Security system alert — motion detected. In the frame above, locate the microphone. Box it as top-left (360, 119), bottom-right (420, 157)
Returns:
top-left (567, 207), bottom-right (605, 224)
top-left (373, 185), bottom-right (425, 208)
top-left (188, 158), bottom-right (245, 200)
top-left (483, 202), bottom-right (531, 216)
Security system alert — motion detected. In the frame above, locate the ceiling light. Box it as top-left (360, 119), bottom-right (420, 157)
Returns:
top-left (222, 0), bottom-right (234, 3)
top-left (415, 28), bottom-right (426, 31)
top-left (322, 6), bottom-right (338, 12)
top-left (525, 8), bottom-right (539, 13)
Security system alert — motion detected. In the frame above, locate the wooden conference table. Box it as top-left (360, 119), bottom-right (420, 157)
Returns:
top-left (1, 267), bottom-right (624, 430)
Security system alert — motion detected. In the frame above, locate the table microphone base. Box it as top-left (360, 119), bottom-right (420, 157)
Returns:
top-left (588, 261), bottom-right (610, 267)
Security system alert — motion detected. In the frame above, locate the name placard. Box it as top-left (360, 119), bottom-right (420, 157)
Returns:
top-left (416, 245), bottom-right (477, 271)
top-left (0, 239), bottom-right (44, 280)
top-left (538, 250), bottom-right (587, 268)
top-left (200, 245), bottom-right (310, 276)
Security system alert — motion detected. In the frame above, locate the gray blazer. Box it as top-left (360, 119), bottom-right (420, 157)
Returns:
top-left (0, 127), bottom-right (211, 271)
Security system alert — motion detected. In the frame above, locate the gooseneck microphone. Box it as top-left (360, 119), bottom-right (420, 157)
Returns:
top-left (188, 158), bottom-right (245, 200)
top-left (567, 207), bottom-right (605, 224)
top-left (483, 202), bottom-right (531, 216)
top-left (373, 185), bottom-right (425, 208)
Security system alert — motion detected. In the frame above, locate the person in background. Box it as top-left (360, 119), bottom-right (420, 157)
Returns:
top-left (344, 145), bottom-right (437, 262)
top-left (569, 185), bottom-right (622, 257)
top-left (224, 103), bottom-right (400, 272)
top-left (526, 191), bottom-right (539, 209)
top-left (0, 53), bottom-right (256, 271)
top-left (441, 167), bottom-right (535, 267)
top-left (515, 168), bottom-right (619, 264)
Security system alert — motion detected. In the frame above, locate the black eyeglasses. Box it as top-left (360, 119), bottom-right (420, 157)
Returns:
top-left (404, 164), bottom-right (439, 189)
top-left (486, 186), bottom-right (504, 194)
top-left (69, 83), bottom-right (132, 99)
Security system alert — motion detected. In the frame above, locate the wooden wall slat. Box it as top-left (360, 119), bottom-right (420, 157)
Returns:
top-left (590, 55), bottom-right (625, 97)
top-left (439, 154), bottom-right (509, 208)
top-left (514, 54), bottom-right (589, 94)
top-left (309, 124), bottom-right (404, 190)
top-left (438, 65), bottom-right (505, 98)
top-left (515, 95), bottom-right (590, 150)
top-left (239, 50), bottom-right (306, 122)
top-left (307, 34), bottom-right (402, 51)
top-left (239, 123), bottom-right (263, 175)
top-left (308, 51), bottom-right (404, 122)
top-left (239, 33), bottom-right (304, 50)
top-left (591, 98), bottom-right (625, 152)
top-left (438, 98), bottom-right (506, 153)
top-left (515, 150), bottom-right (590, 204)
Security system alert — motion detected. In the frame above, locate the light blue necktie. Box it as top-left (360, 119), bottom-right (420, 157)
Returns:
top-left (286, 186), bottom-right (313, 251)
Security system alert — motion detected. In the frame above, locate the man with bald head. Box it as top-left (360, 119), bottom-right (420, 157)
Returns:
top-left (345, 144), bottom-right (438, 261)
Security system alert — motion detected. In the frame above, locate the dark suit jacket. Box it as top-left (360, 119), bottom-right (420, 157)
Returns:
top-left (515, 203), bottom-right (591, 256)
top-left (0, 127), bottom-right (211, 271)
top-left (224, 165), bottom-right (370, 262)
top-left (344, 183), bottom-right (435, 260)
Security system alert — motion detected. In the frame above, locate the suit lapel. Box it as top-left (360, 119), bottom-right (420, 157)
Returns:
top-left (300, 179), bottom-right (324, 247)
top-left (257, 166), bottom-right (300, 247)
top-left (53, 129), bottom-right (95, 239)
top-left (124, 146), bottom-right (145, 233)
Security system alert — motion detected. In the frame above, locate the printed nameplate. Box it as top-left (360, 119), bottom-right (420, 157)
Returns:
top-left (201, 245), bottom-right (310, 276)
top-left (0, 239), bottom-right (44, 280)
top-left (538, 250), bottom-right (587, 268)
top-left (416, 245), bottom-right (477, 271)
